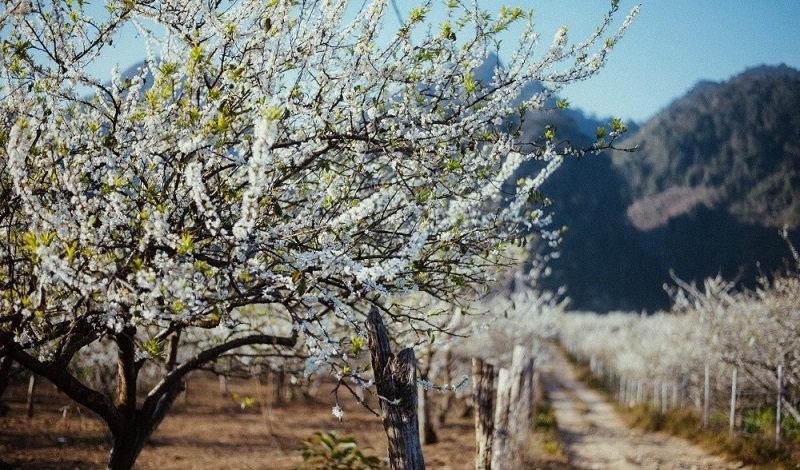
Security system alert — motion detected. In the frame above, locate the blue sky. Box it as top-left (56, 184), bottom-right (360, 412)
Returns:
top-left (82, 1), bottom-right (800, 124)
top-left (491, 0), bottom-right (800, 123)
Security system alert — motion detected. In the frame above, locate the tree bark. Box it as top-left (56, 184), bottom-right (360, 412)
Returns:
top-left (0, 356), bottom-right (12, 415)
top-left (417, 348), bottom-right (437, 445)
top-left (0, 355), bottom-right (12, 397)
top-left (273, 369), bottom-right (285, 405)
top-left (114, 327), bottom-right (138, 422)
top-left (366, 307), bottom-right (425, 470)
top-left (418, 383), bottom-right (438, 444)
top-left (472, 358), bottom-right (494, 470)
top-left (436, 349), bottom-right (454, 426)
top-left (107, 424), bottom-right (148, 470)
top-left (507, 345), bottom-right (529, 443)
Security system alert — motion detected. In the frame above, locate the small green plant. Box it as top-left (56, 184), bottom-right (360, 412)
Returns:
top-left (743, 408), bottom-right (775, 435)
top-left (300, 431), bottom-right (386, 469)
top-left (533, 403), bottom-right (557, 431)
top-left (743, 407), bottom-right (800, 442)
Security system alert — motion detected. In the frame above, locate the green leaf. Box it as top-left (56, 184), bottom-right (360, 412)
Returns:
top-left (544, 126), bottom-right (556, 142)
top-left (464, 71), bottom-right (477, 94)
top-left (609, 117), bottom-right (627, 133)
top-left (596, 126), bottom-right (607, 139)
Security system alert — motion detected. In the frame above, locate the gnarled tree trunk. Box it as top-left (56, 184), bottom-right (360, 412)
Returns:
top-left (366, 308), bottom-right (425, 469)
top-left (3, 325), bottom-right (296, 470)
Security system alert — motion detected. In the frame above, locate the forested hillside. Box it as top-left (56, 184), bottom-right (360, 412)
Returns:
top-left (616, 64), bottom-right (800, 229)
top-left (523, 65), bottom-right (800, 311)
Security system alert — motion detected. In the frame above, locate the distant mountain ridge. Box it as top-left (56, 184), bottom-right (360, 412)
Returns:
top-left (615, 64), bottom-right (800, 229)
top-left (520, 64), bottom-right (800, 311)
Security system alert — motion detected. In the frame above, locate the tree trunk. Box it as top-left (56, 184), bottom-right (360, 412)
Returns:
top-left (273, 369), bottom-right (285, 405)
top-left (507, 345), bottom-right (530, 444)
top-left (107, 375), bottom-right (185, 470)
top-left (417, 349), bottom-right (437, 445)
top-left (436, 349), bottom-right (454, 426)
top-left (0, 356), bottom-right (11, 415)
top-left (418, 383), bottom-right (438, 444)
top-left (472, 358), bottom-right (494, 470)
top-left (366, 308), bottom-right (425, 469)
top-left (0, 355), bottom-right (12, 397)
top-left (107, 424), bottom-right (148, 470)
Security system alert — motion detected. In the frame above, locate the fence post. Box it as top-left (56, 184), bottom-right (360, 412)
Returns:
top-left (418, 382), bottom-right (437, 445)
top-left (636, 381), bottom-right (643, 405)
top-left (522, 356), bottom-right (535, 424)
top-left (672, 380), bottom-right (679, 409)
top-left (26, 373), bottom-right (37, 418)
top-left (508, 346), bottom-right (530, 445)
top-left (776, 365), bottom-right (783, 447)
top-left (729, 367), bottom-right (737, 437)
top-left (703, 363), bottom-right (710, 428)
top-left (490, 368), bottom-right (512, 469)
top-left (472, 358), bottom-right (494, 470)
top-left (652, 381), bottom-right (659, 410)
top-left (629, 379), bottom-right (636, 406)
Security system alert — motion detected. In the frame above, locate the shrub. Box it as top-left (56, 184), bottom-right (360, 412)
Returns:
top-left (300, 431), bottom-right (386, 469)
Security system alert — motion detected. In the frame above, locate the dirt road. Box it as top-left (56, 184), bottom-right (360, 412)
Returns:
top-left (539, 345), bottom-right (744, 470)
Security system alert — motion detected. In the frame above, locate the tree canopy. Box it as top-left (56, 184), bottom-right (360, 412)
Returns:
top-left (0, 0), bottom-right (636, 467)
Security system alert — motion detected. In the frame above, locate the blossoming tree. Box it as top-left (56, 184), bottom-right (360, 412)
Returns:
top-left (0, 0), bottom-right (636, 467)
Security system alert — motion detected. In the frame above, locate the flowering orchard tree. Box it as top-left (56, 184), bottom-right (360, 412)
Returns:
top-left (0, 0), bottom-right (636, 467)
top-left (559, 262), bottom-right (800, 424)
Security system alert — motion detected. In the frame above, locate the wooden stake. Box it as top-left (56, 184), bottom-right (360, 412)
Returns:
top-left (490, 368), bottom-right (511, 470)
top-left (703, 364), bottom-right (710, 428)
top-left (777, 365), bottom-right (783, 447)
top-left (729, 367), bottom-right (737, 438)
top-left (26, 373), bottom-right (37, 418)
top-left (472, 358), bottom-right (494, 470)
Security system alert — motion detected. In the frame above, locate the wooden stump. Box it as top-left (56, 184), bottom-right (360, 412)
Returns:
top-left (366, 308), bottom-right (425, 470)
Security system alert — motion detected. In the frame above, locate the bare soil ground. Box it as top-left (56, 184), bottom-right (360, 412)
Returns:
top-left (0, 372), bottom-right (474, 469)
top-left (2, 348), bottom-right (748, 469)
top-left (539, 344), bottom-right (745, 470)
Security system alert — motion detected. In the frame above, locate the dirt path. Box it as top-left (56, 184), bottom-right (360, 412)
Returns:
top-left (539, 345), bottom-right (744, 470)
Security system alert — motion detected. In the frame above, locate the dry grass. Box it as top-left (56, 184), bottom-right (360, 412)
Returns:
top-left (620, 404), bottom-right (799, 469)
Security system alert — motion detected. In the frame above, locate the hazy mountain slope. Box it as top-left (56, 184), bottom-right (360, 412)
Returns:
top-left (514, 65), bottom-right (800, 311)
top-left (512, 106), bottom-right (671, 311)
top-left (615, 64), bottom-right (800, 229)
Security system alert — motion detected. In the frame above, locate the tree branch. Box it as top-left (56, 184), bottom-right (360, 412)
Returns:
top-left (0, 335), bottom-right (119, 428)
top-left (140, 332), bottom-right (297, 422)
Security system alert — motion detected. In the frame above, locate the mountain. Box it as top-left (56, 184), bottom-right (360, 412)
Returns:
top-left (615, 64), bottom-right (800, 229)
top-left (519, 64), bottom-right (800, 311)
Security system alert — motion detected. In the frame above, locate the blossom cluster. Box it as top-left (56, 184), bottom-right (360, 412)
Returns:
top-left (559, 269), bottom-right (800, 420)
top-left (0, 0), bottom-right (637, 383)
